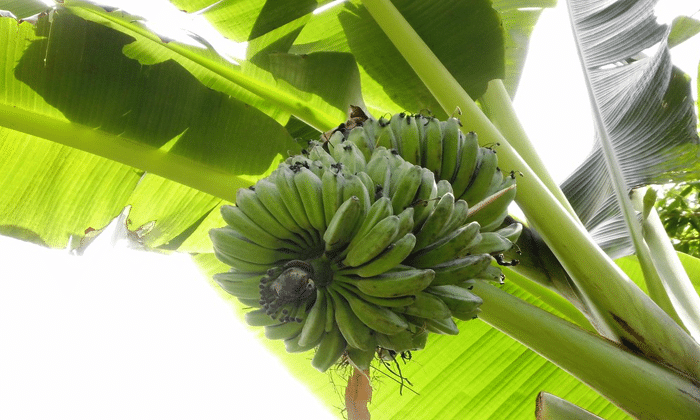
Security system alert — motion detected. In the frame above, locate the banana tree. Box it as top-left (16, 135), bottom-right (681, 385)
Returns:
top-left (1, 0), bottom-right (700, 418)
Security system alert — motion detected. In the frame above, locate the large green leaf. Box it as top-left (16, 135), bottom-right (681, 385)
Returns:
top-left (195, 253), bottom-right (629, 420)
top-left (0, 13), bottom-right (293, 248)
top-left (560, 0), bottom-right (700, 258)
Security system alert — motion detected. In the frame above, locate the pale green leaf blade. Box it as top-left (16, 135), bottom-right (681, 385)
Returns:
top-left (0, 14), bottom-right (291, 248)
top-left (560, 0), bottom-right (700, 257)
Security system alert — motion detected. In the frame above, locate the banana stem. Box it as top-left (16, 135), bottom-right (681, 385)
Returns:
top-left (478, 80), bottom-right (580, 221)
top-left (473, 281), bottom-right (700, 420)
top-left (360, 0), bottom-right (700, 381)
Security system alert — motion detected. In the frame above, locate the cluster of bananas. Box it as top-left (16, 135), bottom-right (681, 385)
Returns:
top-left (210, 112), bottom-right (521, 372)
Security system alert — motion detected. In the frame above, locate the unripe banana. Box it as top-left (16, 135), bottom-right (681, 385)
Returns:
top-left (407, 222), bottom-right (481, 268)
top-left (427, 284), bottom-right (483, 320)
top-left (346, 126), bottom-right (373, 161)
top-left (210, 227), bottom-right (295, 265)
top-left (395, 207), bottom-right (415, 239)
top-left (294, 166), bottom-right (326, 232)
top-left (220, 205), bottom-right (304, 252)
top-left (421, 117), bottom-right (443, 176)
top-left (460, 147), bottom-right (499, 205)
top-left (343, 215), bottom-right (400, 267)
top-left (235, 187), bottom-right (310, 248)
top-left (311, 324), bottom-right (347, 372)
top-left (390, 164), bottom-right (422, 214)
top-left (466, 174), bottom-right (517, 231)
top-left (412, 168), bottom-right (438, 228)
top-left (323, 196), bottom-right (363, 252)
top-left (333, 284), bottom-right (409, 335)
top-left (465, 231), bottom-right (513, 255)
top-left (365, 147), bottom-right (392, 198)
top-left (430, 254), bottom-right (493, 286)
top-left (346, 346), bottom-right (376, 371)
top-left (398, 114), bottom-right (421, 164)
top-left (437, 198), bottom-right (469, 238)
top-left (376, 328), bottom-right (428, 353)
top-left (406, 314), bottom-right (460, 335)
top-left (373, 117), bottom-right (396, 150)
top-left (340, 233), bottom-right (416, 278)
top-left (334, 281), bottom-right (417, 307)
top-left (245, 308), bottom-right (281, 327)
top-left (439, 117), bottom-right (463, 181)
top-left (357, 171), bottom-right (378, 204)
top-left (346, 197), bottom-right (393, 253)
top-left (414, 192), bottom-right (455, 251)
top-left (436, 179), bottom-right (454, 197)
top-left (496, 221), bottom-right (523, 243)
top-left (321, 170), bottom-right (345, 228)
top-left (265, 316), bottom-right (305, 340)
top-left (449, 131), bottom-right (480, 199)
top-left (329, 288), bottom-right (375, 351)
top-left (308, 142), bottom-right (337, 169)
top-left (213, 271), bottom-right (265, 300)
top-left (342, 173), bottom-right (372, 214)
top-left (254, 179), bottom-right (316, 246)
top-left (298, 288), bottom-right (328, 347)
top-left (336, 141), bottom-right (367, 175)
top-left (335, 268), bottom-right (434, 298)
top-left (395, 291), bottom-right (452, 319)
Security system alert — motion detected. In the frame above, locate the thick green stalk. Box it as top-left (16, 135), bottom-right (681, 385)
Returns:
top-left (479, 79), bottom-right (580, 220)
top-left (632, 189), bottom-right (700, 342)
top-left (501, 266), bottom-right (596, 333)
top-left (473, 281), bottom-right (700, 420)
top-left (64, 1), bottom-right (338, 132)
top-left (359, 0), bottom-right (700, 380)
top-left (0, 104), bottom-right (258, 202)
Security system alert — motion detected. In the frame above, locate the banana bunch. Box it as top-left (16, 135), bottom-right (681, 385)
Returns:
top-left (210, 113), bottom-right (521, 373)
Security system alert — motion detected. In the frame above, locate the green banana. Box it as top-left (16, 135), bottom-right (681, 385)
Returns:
top-left (449, 131), bottom-right (480, 200)
top-left (265, 317), bottom-right (305, 340)
top-left (333, 278), bottom-right (417, 307)
top-left (427, 284), bottom-right (483, 320)
top-left (253, 179), bottom-right (316, 246)
top-left (466, 175), bottom-right (517, 231)
top-left (436, 179), bottom-right (454, 197)
top-left (395, 208), bottom-right (415, 239)
top-left (213, 271), bottom-right (264, 300)
top-left (346, 126), bottom-right (373, 161)
top-left (496, 221), bottom-right (523, 243)
top-left (321, 170), bottom-right (345, 228)
top-left (365, 147), bottom-right (392, 198)
top-left (343, 215), bottom-right (400, 267)
top-left (376, 329), bottom-right (428, 352)
top-left (460, 147), bottom-right (499, 205)
top-left (412, 168), bottom-right (438, 228)
top-left (298, 288), bottom-right (328, 347)
top-left (326, 129), bottom-right (346, 154)
top-left (336, 141), bottom-right (367, 175)
top-left (413, 192), bottom-right (454, 251)
top-left (235, 187), bottom-right (310, 248)
top-left (336, 268), bottom-right (434, 298)
top-left (345, 196), bottom-right (393, 254)
top-left (329, 288), bottom-right (375, 351)
top-left (284, 332), bottom-right (320, 353)
top-left (323, 196), bottom-right (363, 252)
top-left (373, 117), bottom-right (396, 150)
top-left (245, 308), bottom-right (279, 327)
top-left (294, 166), bottom-right (326, 232)
top-left (275, 166), bottom-right (314, 234)
top-left (213, 248), bottom-right (278, 273)
top-left (408, 222), bottom-right (481, 268)
top-left (219, 205), bottom-right (304, 252)
top-left (437, 198), bottom-right (469, 238)
top-left (440, 117), bottom-right (463, 181)
top-left (473, 264), bottom-right (505, 283)
top-left (406, 314), bottom-right (460, 335)
top-left (357, 171), bottom-right (377, 203)
top-left (333, 285), bottom-right (409, 335)
top-left (421, 117), bottom-right (443, 176)
top-left (210, 227), bottom-right (296, 265)
top-left (342, 173), bottom-right (372, 214)
top-left (341, 233), bottom-right (416, 278)
top-left (394, 291), bottom-right (452, 319)
top-left (430, 254), bottom-right (494, 286)
top-left (308, 142), bottom-right (337, 169)
top-left (391, 164), bottom-right (422, 214)
top-left (398, 114), bottom-right (421, 164)
top-left (311, 324), bottom-right (348, 372)
top-left (346, 346), bottom-right (376, 371)
top-left (466, 231), bottom-right (513, 255)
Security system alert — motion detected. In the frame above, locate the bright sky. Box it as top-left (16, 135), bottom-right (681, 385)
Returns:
top-left (1, 1), bottom-right (699, 419)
